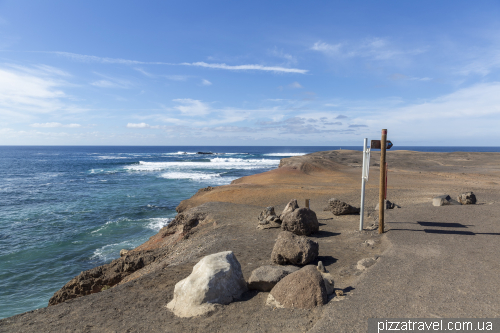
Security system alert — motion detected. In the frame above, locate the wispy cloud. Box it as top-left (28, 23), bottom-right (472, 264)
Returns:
top-left (0, 64), bottom-right (72, 119)
top-left (389, 73), bottom-right (432, 81)
top-left (201, 79), bottom-right (212, 86)
top-left (126, 122), bottom-right (161, 129)
top-left (311, 38), bottom-right (425, 61)
top-left (50, 52), bottom-right (308, 74)
top-left (458, 49), bottom-right (500, 76)
top-left (30, 122), bottom-right (81, 128)
top-left (51, 51), bottom-right (166, 65)
top-left (269, 47), bottom-right (298, 66)
top-left (180, 62), bottom-right (308, 74)
top-left (288, 82), bottom-right (303, 88)
top-left (311, 42), bottom-right (342, 55)
top-left (173, 99), bottom-right (211, 116)
top-left (91, 72), bottom-right (132, 89)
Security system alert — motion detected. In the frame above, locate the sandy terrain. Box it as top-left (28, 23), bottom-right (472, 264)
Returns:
top-left (1, 150), bottom-right (499, 333)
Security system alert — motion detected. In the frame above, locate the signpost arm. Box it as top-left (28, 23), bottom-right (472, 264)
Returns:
top-left (379, 129), bottom-right (387, 234)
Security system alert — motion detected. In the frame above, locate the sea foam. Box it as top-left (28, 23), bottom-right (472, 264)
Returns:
top-left (125, 158), bottom-right (279, 172)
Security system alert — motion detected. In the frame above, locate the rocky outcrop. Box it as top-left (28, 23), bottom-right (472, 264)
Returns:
top-left (326, 198), bottom-right (360, 215)
top-left (50, 207), bottom-right (213, 306)
top-left (458, 192), bottom-right (476, 205)
top-left (268, 265), bottom-right (327, 309)
top-left (432, 195), bottom-right (461, 206)
top-left (166, 251), bottom-right (247, 318)
top-left (281, 208), bottom-right (319, 236)
top-left (247, 265), bottom-right (299, 292)
top-left (49, 249), bottom-right (164, 306)
top-left (271, 231), bottom-right (318, 265)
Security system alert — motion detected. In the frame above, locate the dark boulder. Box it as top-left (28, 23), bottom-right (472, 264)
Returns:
top-left (271, 231), bottom-right (318, 265)
top-left (281, 208), bottom-right (319, 236)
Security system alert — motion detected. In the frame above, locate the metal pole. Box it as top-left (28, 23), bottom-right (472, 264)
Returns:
top-left (360, 138), bottom-right (368, 231)
top-left (379, 129), bottom-right (387, 234)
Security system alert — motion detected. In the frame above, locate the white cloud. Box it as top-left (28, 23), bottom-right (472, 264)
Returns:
top-left (180, 62), bottom-right (308, 74)
top-left (30, 122), bottom-right (81, 128)
top-left (201, 79), bottom-right (212, 86)
top-left (173, 99), bottom-right (211, 116)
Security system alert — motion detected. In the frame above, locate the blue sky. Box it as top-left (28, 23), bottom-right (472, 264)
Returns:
top-left (1, 0), bottom-right (500, 146)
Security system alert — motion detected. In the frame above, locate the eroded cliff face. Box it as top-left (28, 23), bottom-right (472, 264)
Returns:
top-left (49, 208), bottom-right (213, 306)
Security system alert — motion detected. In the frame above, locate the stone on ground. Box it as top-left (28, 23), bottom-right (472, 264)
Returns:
top-left (280, 199), bottom-right (299, 218)
top-left (357, 257), bottom-right (379, 271)
top-left (269, 265), bottom-right (327, 309)
top-left (258, 206), bottom-right (276, 224)
top-left (457, 192), bottom-right (476, 205)
top-left (374, 200), bottom-right (400, 210)
top-left (271, 231), bottom-right (318, 265)
top-left (281, 208), bottom-right (319, 236)
top-left (166, 251), bottom-right (247, 318)
top-left (247, 265), bottom-right (300, 292)
top-left (327, 198), bottom-right (360, 215)
top-left (432, 195), bottom-right (461, 206)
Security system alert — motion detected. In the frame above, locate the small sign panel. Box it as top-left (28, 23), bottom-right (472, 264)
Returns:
top-left (371, 140), bottom-right (381, 149)
top-left (370, 140), bottom-right (393, 149)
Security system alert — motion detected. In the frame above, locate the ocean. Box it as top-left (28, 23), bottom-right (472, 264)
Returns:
top-left (1, 145), bottom-right (499, 319)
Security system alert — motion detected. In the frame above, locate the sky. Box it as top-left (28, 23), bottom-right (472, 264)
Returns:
top-left (1, 0), bottom-right (500, 146)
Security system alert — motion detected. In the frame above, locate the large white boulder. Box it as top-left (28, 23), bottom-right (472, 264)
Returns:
top-left (166, 251), bottom-right (247, 317)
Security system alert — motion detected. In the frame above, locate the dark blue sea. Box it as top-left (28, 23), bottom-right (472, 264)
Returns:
top-left (1, 146), bottom-right (499, 319)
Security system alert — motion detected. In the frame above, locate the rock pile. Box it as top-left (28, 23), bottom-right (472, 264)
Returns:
top-left (166, 251), bottom-right (247, 318)
top-left (325, 198), bottom-right (360, 215)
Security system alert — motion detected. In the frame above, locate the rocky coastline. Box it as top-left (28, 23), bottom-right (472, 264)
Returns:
top-left (2, 150), bottom-right (500, 332)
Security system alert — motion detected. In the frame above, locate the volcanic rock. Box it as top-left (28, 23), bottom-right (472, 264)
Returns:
top-left (281, 208), bottom-right (319, 236)
top-left (269, 265), bottom-right (327, 309)
top-left (280, 199), bottom-right (299, 219)
top-left (326, 198), bottom-right (360, 215)
top-left (271, 231), bottom-right (318, 265)
top-left (247, 265), bottom-right (299, 292)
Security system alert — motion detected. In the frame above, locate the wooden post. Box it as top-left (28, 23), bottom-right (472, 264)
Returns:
top-left (379, 129), bottom-right (387, 234)
top-left (305, 199), bottom-right (310, 209)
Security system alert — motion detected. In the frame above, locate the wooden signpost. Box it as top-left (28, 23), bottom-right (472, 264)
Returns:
top-left (370, 130), bottom-right (391, 234)
top-left (378, 129), bottom-right (387, 234)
